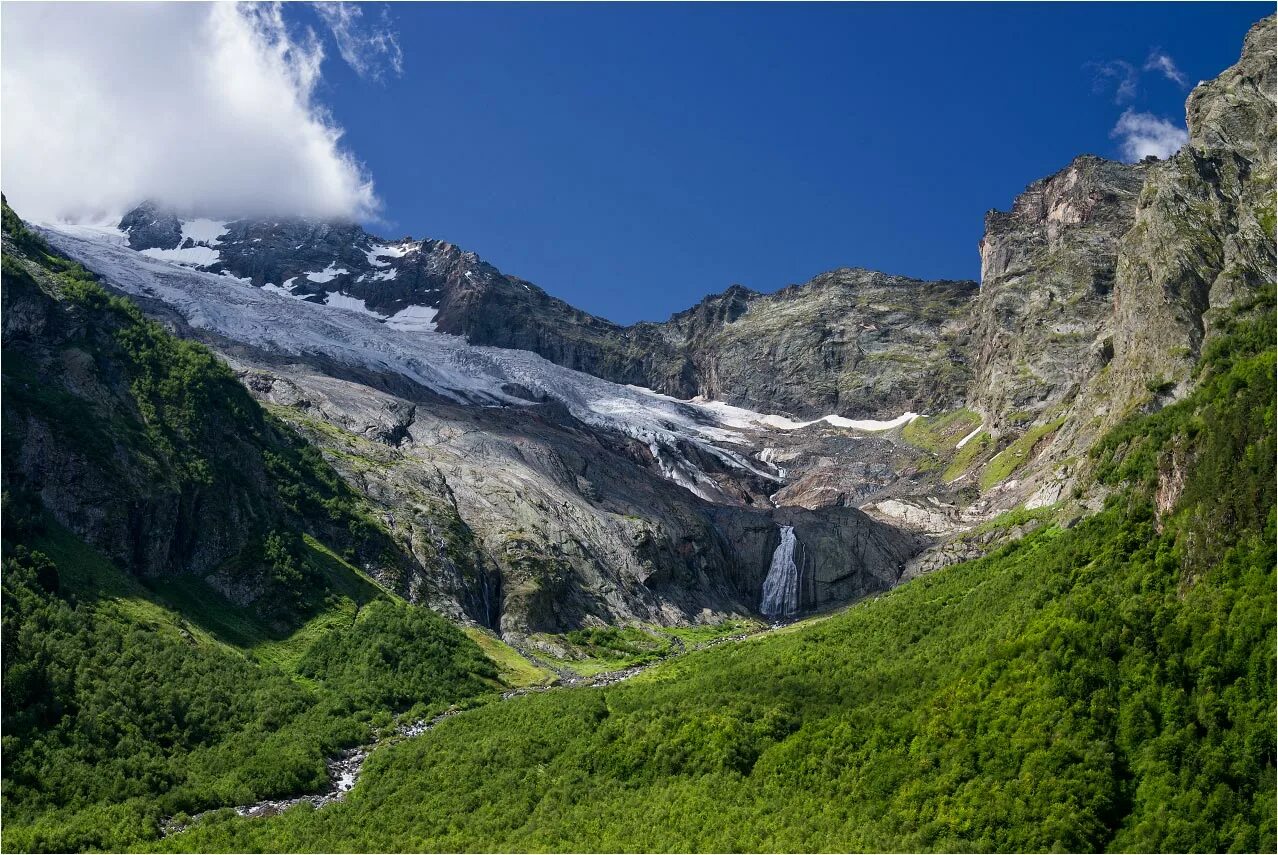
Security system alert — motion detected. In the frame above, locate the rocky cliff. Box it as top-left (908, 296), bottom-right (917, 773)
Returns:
top-left (972, 155), bottom-right (1150, 435)
top-left (1, 202), bottom-right (409, 617)
top-left (116, 205), bottom-right (979, 422)
top-left (1107, 14), bottom-right (1276, 410)
top-left (968, 15), bottom-right (1277, 511)
top-left (16, 14), bottom-right (1274, 640)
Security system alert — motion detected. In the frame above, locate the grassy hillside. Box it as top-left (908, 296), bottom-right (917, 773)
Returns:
top-left (0, 201), bottom-right (505, 853)
top-left (157, 300), bottom-right (1275, 853)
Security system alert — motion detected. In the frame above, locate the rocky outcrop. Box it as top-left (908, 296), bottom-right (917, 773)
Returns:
top-left (972, 155), bottom-right (1149, 435)
top-left (639, 270), bottom-right (979, 418)
top-left (1107, 14), bottom-right (1276, 409)
top-left (235, 359), bottom-right (925, 643)
top-left (0, 211), bottom-right (403, 616)
top-left (953, 15), bottom-right (1275, 511)
top-left (118, 200), bottom-right (182, 251)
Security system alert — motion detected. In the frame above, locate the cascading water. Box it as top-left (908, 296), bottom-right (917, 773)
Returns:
top-left (760, 524), bottom-right (802, 620)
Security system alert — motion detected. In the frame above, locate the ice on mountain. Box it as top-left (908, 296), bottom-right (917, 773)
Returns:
top-left (180, 218), bottom-right (229, 246)
top-left (36, 223), bottom-right (880, 503)
top-left (141, 245), bottom-right (221, 267)
top-left (384, 305), bottom-right (438, 332)
top-left (32, 221), bottom-right (130, 247)
top-left (306, 263), bottom-right (349, 283)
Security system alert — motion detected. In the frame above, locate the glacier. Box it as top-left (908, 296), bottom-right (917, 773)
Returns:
top-left (39, 223), bottom-right (920, 503)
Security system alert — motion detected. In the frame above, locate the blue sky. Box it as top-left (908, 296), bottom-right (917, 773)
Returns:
top-left (7, 3), bottom-right (1268, 325)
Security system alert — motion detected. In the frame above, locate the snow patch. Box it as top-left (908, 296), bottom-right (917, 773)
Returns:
top-left (384, 305), bottom-right (438, 332)
top-left (180, 219), bottom-right (229, 246)
top-left (305, 263), bottom-right (348, 283)
top-left (364, 242), bottom-right (414, 267)
top-left (324, 291), bottom-right (386, 318)
top-left (688, 399), bottom-right (921, 433)
top-left (763, 412), bottom-right (922, 432)
top-left (140, 245), bottom-right (221, 267)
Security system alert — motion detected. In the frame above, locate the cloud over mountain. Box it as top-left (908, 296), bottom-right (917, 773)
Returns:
top-left (1, 2), bottom-right (380, 222)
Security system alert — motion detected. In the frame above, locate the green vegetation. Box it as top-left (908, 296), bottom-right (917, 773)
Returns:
top-left (157, 304), bottom-right (1275, 853)
top-left (0, 199), bottom-right (514, 852)
top-left (531, 620), bottom-right (761, 678)
top-left (0, 531), bottom-right (497, 853)
top-left (979, 417), bottom-right (1066, 490)
top-left (2, 203), bottom-right (1275, 852)
top-left (943, 430), bottom-right (991, 482)
top-left (533, 626), bottom-right (674, 677)
top-left (463, 628), bottom-right (557, 688)
top-left (900, 409), bottom-right (991, 484)
top-left (901, 408), bottom-right (982, 454)
top-left (655, 618), bottom-right (760, 645)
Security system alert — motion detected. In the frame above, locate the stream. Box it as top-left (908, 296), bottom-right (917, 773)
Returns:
top-left (162, 631), bottom-right (757, 837)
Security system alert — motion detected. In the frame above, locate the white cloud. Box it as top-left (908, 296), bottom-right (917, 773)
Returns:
top-left (1, 2), bottom-right (379, 223)
top-left (1087, 60), bottom-right (1139, 104)
top-left (314, 2), bottom-right (403, 82)
top-left (1110, 109), bottom-right (1188, 161)
top-left (1144, 50), bottom-right (1188, 87)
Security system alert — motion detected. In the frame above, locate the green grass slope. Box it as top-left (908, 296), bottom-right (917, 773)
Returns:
top-left (159, 301), bottom-right (1276, 853)
top-left (0, 201), bottom-right (506, 852)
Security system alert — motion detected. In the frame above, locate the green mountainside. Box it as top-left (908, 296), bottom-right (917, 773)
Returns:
top-left (149, 287), bottom-right (1275, 853)
top-left (2, 15), bottom-right (1275, 855)
top-left (0, 202), bottom-right (505, 852)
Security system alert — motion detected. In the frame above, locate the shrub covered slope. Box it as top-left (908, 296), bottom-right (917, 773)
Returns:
top-left (0, 200), bottom-right (500, 852)
top-left (159, 295), bottom-right (1275, 852)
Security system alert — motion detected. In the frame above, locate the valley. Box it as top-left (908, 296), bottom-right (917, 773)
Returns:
top-left (1, 12), bottom-right (1273, 854)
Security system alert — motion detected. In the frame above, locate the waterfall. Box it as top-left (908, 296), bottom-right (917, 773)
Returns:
top-left (760, 525), bottom-right (802, 619)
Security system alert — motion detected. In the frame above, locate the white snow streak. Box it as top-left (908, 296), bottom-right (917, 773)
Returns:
top-left (956, 425), bottom-right (983, 449)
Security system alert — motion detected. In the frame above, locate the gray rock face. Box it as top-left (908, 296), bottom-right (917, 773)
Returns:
top-left (231, 358), bottom-right (925, 643)
top-left (117, 210), bottom-right (979, 422)
top-left (1107, 14), bottom-right (1275, 409)
top-left (943, 16), bottom-right (1275, 513)
top-left (118, 201), bottom-right (182, 251)
top-left (973, 155), bottom-right (1149, 435)
top-left (637, 270), bottom-right (980, 419)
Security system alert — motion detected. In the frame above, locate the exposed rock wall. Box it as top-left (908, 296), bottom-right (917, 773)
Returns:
top-left (238, 361), bottom-right (926, 642)
top-left (1108, 14), bottom-right (1276, 409)
top-left (972, 155), bottom-right (1149, 435)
